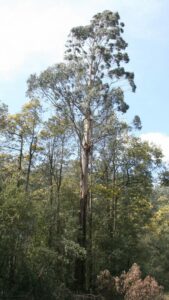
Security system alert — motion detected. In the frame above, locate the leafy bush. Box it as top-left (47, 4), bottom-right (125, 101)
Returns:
top-left (97, 263), bottom-right (164, 300)
top-left (123, 264), bottom-right (164, 300)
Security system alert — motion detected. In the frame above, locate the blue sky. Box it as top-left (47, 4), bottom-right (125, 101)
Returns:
top-left (0, 0), bottom-right (169, 159)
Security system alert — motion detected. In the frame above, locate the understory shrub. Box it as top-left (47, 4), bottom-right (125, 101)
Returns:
top-left (97, 263), bottom-right (164, 300)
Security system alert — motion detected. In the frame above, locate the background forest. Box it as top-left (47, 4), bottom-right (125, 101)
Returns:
top-left (0, 10), bottom-right (169, 300)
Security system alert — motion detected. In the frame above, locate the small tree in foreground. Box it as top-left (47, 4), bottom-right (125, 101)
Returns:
top-left (97, 263), bottom-right (164, 300)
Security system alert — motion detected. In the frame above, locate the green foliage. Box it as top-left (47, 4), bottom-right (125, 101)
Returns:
top-left (0, 184), bottom-right (36, 296)
top-left (137, 187), bottom-right (169, 289)
top-left (0, 9), bottom-right (168, 299)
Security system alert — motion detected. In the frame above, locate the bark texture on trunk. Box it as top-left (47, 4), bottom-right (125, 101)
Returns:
top-left (80, 115), bottom-right (92, 244)
top-left (75, 114), bottom-right (92, 291)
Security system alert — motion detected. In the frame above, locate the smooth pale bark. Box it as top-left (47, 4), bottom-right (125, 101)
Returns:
top-left (76, 114), bottom-right (92, 290)
top-left (80, 114), bottom-right (92, 241)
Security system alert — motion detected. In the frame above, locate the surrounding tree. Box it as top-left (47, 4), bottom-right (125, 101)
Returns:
top-left (0, 9), bottom-right (167, 299)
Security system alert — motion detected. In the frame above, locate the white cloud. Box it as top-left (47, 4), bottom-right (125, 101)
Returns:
top-left (141, 132), bottom-right (169, 162)
top-left (0, 0), bottom-right (166, 79)
top-left (0, 0), bottom-right (84, 79)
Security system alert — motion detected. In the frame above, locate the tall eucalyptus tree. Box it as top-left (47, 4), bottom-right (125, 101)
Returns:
top-left (27, 10), bottom-right (136, 290)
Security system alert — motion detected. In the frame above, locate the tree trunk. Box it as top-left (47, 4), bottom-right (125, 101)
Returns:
top-left (48, 154), bottom-right (54, 247)
top-left (56, 136), bottom-right (64, 235)
top-left (17, 134), bottom-right (24, 187)
top-left (75, 114), bottom-right (92, 291)
top-left (112, 153), bottom-right (117, 234)
top-left (18, 134), bottom-right (24, 171)
top-left (86, 153), bottom-right (93, 291)
top-left (25, 134), bottom-right (36, 192)
top-left (8, 255), bottom-right (16, 291)
top-left (25, 144), bottom-right (33, 192)
top-left (48, 136), bottom-right (64, 246)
